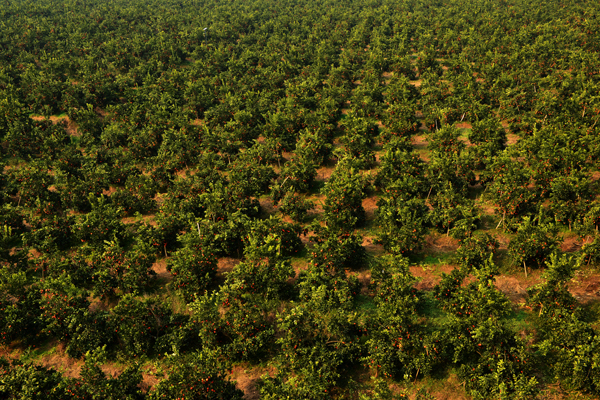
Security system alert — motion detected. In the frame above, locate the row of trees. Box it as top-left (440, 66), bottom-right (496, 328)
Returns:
top-left (2, 0), bottom-right (600, 398)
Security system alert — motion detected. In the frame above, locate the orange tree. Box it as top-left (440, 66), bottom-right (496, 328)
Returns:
top-left (433, 259), bottom-right (538, 399)
top-left (321, 158), bottom-right (368, 230)
top-left (508, 216), bottom-right (559, 276)
top-left (527, 254), bottom-right (600, 395)
top-left (485, 155), bottom-right (538, 226)
top-left (148, 349), bottom-right (243, 400)
top-left (375, 196), bottom-right (429, 256)
top-left (38, 275), bottom-right (115, 358)
top-left (364, 256), bottom-right (444, 380)
top-left (167, 231), bottom-right (218, 303)
top-left (309, 223), bottom-right (367, 273)
top-left (260, 302), bottom-right (365, 399)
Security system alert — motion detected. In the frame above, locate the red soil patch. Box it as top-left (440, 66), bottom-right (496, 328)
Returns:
top-left (102, 186), bottom-right (118, 196)
top-left (31, 114), bottom-right (80, 136)
top-left (281, 150), bottom-right (294, 162)
top-left (570, 275), bottom-right (600, 303)
top-left (121, 215), bottom-right (158, 227)
top-left (230, 364), bottom-right (276, 400)
top-left (258, 197), bottom-right (277, 216)
top-left (140, 369), bottom-right (160, 393)
top-left (306, 193), bottom-right (326, 213)
top-left (362, 196), bottom-right (378, 222)
top-left (495, 275), bottom-right (529, 304)
top-left (411, 263), bottom-right (455, 291)
top-left (411, 134), bottom-right (429, 150)
top-left (290, 257), bottom-right (311, 280)
top-left (217, 257), bottom-right (241, 276)
top-left (478, 202), bottom-right (497, 216)
top-left (454, 121), bottom-right (472, 130)
top-left (94, 107), bottom-right (108, 119)
top-left (39, 346), bottom-right (84, 379)
top-left (29, 248), bottom-right (43, 259)
top-left (354, 270), bottom-right (372, 295)
top-left (560, 235), bottom-right (582, 253)
top-left (361, 235), bottom-right (384, 256)
top-left (506, 133), bottom-right (519, 146)
top-left (494, 232), bottom-right (512, 250)
top-left (152, 259), bottom-right (171, 282)
top-left (425, 234), bottom-right (460, 253)
top-left (89, 296), bottom-right (109, 313)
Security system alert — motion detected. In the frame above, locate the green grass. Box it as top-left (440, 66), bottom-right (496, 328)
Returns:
top-left (290, 246), bottom-right (309, 261)
top-left (417, 292), bottom-right (448, 324)
top-left (504, 309), bottom-right (533, 333)
top-left (409, 252), bottom-right (454, 266)
top-left (29, 112), bottom-right (68, 119)
top-left (19, 340), bottom-right (58, 362)
top-left (355, 294), bottom-right (376, 314)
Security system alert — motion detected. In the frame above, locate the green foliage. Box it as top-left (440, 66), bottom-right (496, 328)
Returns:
top-left (375, 197), bottom-right (428, 256)
top-left (527, 254), bottom-right (600, 395)
top-left (167, 240), bottom-right (217, 303)
top-left (548, 171), bottom-right (593, 230)
top-left (110, 294), bottom-right (173, 357)
top-left (338, 114), bottom-right (379, 169)
top-left (295, 128), bottom-right (332, 167)
top-left (0, 269), bottom-right (42, 345)
top-left (263, 303), bottom-right (364, 398)
top-left (365, 256), bottom-right (443, 380)
top-left (428, 183), bottom-right (478, 239)
top-left (0, 358), bottom-right (67, 400)
top-left (221, 258), bottom-right (294, 303)
top-left (468, 118), bottom-right (507, 170)
top-left (89, 240), bottom-right (157, 297)
top-left (322, 158), bottom-right (368, 230)
top-left (508, 217), bottom-right (559, 272)
top-left (148, 350), bottom-right (244, 400)
top-left (454, 233), bottom-right (499, 270)
top-left (310, 224), bottom-right (367, 272)
top-left (64, 346), bottom-right (144, 399)
top-left (2, 0), bottom-right (600, 396)
top-left (375, 138), bottom-right (428, 195)
top-left (278, 191), bottom-right (314, 223)
top-left (38, 275), bottom-right (115, 357)
top-left (526, 254), bottom-right (580, 323)
top-left (71, 195), bottom-right (126, 246)
top-left (242, 217), bottom-right (304, 260)
top-left (220, 295), bottom-right (274, 361)
top-left (485, 155), bottom-right (537, 221)
top-left (297, 264), bottom-right (361, 312)
top-left (23, 213), bottom-right (72, 253)
top-left (434, 260), bottom-right (538, 399)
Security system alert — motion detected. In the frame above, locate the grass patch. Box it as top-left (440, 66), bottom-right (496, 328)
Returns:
top-left (70, 135), bottom-right (81, 146)
top-left (309, 179), bottom-right (326, 194)
top-left (19, 340), bottom-right (58, 362)
top-left (504, 309), bottom-right (533, 333)
top-left (291, 246), bottom-right (309, 260)
top-left (409, 252), bottom-right (454, 266)
top-left (355, 294), bottom-right (376, 314)
top-left (417, 292), bottom-right (448, 323)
